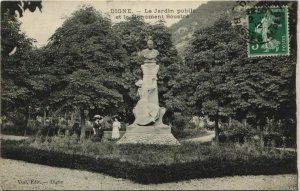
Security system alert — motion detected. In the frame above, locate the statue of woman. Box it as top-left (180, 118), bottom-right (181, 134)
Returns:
top-left (133, 78), bottom-right (160, 126)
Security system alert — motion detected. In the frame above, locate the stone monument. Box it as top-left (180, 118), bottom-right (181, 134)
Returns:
top-left (117, 37), bottom-right (180, 145)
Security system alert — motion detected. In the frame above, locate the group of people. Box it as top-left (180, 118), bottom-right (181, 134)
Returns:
top-left (92, 115), bottom-right (122, 140)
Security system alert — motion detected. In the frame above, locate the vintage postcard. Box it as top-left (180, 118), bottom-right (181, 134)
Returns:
top-left (1, 0), bottom-right (298, 190)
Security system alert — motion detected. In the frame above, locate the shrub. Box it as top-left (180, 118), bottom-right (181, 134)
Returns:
top-left (90, 134), bottom-right (102, 142)
top-left (263, 119), bottom-right (296, 147)
top-left (1, 111), bottom-right (26, 135)
top-left (221, 120), bottom-right (256, 143)
top-left (9, 111), bottom-right (26, 129)
top-left (176, 128), bottom-right (208, 140)
top-left (171, 113), bottom-right (196, 138)
top-left (1, 118), bottom-right (15, 133)
top-left (27, 120), bottom-right (42, 134)
top-left (264, 133), bottom-right (283, 147)
top-left (1, 138), bottom-right (296, 184)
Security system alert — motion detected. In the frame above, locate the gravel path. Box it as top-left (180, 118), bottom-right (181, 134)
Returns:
top-left (1, 158), bottom-right (297, 190)
top-left (181, 130), bottom-right (215, 143)
top-left (1, 134), bottom-right (29, 141)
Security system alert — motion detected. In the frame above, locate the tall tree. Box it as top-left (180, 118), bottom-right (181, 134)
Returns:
top-left (1, 13), bottom-right (41, 134)
top-left (184, 17), bottom-right (243, 144)
top-left (43, 6), bottom-right (128, 138)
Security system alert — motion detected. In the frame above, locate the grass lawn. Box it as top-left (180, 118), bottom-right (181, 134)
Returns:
top-left (1, 136), bottom-right (297, 184)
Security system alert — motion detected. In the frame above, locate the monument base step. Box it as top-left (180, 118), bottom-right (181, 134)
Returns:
top-left (116, 133), bottom-right (180, 145)
top-left (126, 124), bottom-right (171, 134)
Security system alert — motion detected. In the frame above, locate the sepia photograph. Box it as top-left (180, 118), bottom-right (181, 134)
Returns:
top-left (0, 0), bottom-right (298, 190)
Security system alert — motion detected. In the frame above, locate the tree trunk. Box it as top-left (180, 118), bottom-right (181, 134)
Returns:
top-left (43, 109), bottom-right (46, 126)
top-left (259, 125), bottom-right (264, 148)
top-left (80, 109), bottom-right (86, 140)
top-left (228, 116), bottom-right (232, 129)
top-left (243, 119), bottom-right (247, 128)
top-left (24, 106), bottom-right (29, 136)
top-left (65, 112), bottom-right (68, 127)
top-left (71, 112), bottom-right (74, 125)
top-left (215, 115), bottom-right (219, 145)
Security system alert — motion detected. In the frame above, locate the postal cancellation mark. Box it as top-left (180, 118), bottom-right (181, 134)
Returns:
top-left (247, 6), bottom-right (289, 57)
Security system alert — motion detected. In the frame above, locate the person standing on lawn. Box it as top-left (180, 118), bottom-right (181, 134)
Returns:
top-left (93, 115), bottom-right (104, 140)
top-left (112, 117), bottom-right (121, 139)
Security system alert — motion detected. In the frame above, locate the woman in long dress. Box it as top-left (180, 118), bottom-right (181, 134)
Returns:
top-left (112, 118), bottom-right (121, 139)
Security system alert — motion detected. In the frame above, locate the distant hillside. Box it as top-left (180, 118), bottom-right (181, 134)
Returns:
top-left (169, 1), bottom-right (236, 57)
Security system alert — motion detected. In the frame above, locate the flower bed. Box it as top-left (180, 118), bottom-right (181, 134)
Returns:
top-left (1, 137), bottom-right (296, 184)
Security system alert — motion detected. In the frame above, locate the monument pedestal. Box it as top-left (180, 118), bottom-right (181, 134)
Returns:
top-left (116, 51), bottom-right (180, 145)
top-left (117, 107), bottom-right (180, 145)
top-left (116, 125), bottom-right (180, 145)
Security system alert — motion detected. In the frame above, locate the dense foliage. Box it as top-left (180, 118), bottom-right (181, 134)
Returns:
top-left (1, 2), bottom-right (297, 145)
top-left (1, 1), bottom-right (42, 18)
top-left (43, 7), bottom-right (128, 117)
top-left (1, 13), bottom-right (40, 135)
top-left (168, 2), bottom-right (297, 143)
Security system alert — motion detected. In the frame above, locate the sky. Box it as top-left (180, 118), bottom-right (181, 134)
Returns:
top-left (18, 0), bottom-right (207, 47)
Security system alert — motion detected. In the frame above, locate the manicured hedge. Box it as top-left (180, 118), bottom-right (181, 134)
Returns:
top-left (1, 140), bottom-right (297, 184)
top-left (1, 140), bottom-right (138, 180)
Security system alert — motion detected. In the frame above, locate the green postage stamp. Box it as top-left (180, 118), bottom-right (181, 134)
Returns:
top-left (247, 6), bottom-right (289, 57)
